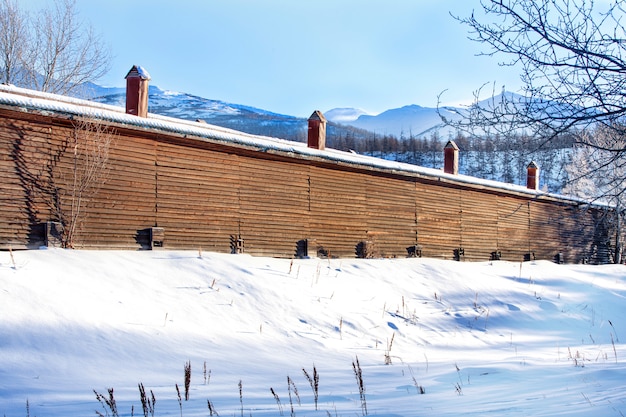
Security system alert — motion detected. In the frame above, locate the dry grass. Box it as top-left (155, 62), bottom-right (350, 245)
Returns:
top-left (352, 356), bottom-right (367, 416)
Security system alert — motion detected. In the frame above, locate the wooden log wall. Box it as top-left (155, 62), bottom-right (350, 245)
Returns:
top-left (498, 195), bottom-right (532, 262)
top-left (238, 153), bottom-right (310, 258)
top-left (85, 132), bottom-right (156, 248)
top-left (309, 166), bottom-right (366, 258)
top-left (415, 182), bottom-right (462, 259)
top-left (0, 116), bottom-right (43, 247)
top-left (0, 108), bottom-right (613, 263)
top-left (460, 189), bottom-right (499, 261)
top-left (365, 173), bottom-right (417, 258)
top-left (156, 140), bottom-right (239, 252)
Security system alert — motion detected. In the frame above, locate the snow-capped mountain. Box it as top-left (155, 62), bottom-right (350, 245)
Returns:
top-left (324, 107), bottom-right (371, 123)
top-left (87, 84), bottom-right (290, 121)
top-left (338, 104), bottom-right (460, 138)
top-left (325, 92), bottom-right (546, 139)
top-left (84, 82), bottom-right (538, 142)
top-left (80, 81), bottom-right (464, 141)
top-left (85, 84), bottom-right (376, 142)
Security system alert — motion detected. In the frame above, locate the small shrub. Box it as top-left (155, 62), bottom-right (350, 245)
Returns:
top-left (203, 361), bottom-right (211, 385)
top-left (287, 375), bottom-right (300, 417)
top-left (384, 333), bottom-right (395, 365)
top-left (175, 384), bottom-right (182, 417)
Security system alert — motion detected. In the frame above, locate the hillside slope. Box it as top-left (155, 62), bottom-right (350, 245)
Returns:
top-left (88, 85), bottom-right (373, 142)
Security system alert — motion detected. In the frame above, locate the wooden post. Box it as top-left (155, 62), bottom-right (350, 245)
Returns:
top-left (125, 65), bottom-right (151, 117)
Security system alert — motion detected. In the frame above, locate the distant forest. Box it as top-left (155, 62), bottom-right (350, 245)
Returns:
top-left (324, 129), bottom-right (575, 194)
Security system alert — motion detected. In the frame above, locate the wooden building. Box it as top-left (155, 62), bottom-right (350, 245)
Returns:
top-left (0, 68), bottom-right (616, 263)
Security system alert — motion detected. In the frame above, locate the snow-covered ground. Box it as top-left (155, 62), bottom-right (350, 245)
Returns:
top-left (1, 249), bottom-right (625, 416)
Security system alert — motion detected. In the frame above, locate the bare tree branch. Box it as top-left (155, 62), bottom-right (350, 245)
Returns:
top-left (451, 0), bottom-right (626, 140)
top-left (0, 0), bottom-right (110, 95)
top-left (0, 0), bottom-right (28, 85)
top-left (444, 0), bottom-right (626, 262)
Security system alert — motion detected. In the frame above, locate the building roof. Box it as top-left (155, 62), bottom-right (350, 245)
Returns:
top-left (0, 84), bottom-right (603, 207)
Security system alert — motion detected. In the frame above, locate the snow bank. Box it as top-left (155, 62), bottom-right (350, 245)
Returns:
top-left (0, 249), bottom-right (625, 416)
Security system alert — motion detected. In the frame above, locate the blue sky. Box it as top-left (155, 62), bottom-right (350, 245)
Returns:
top-left (23, 0), bottom-right (523, 117)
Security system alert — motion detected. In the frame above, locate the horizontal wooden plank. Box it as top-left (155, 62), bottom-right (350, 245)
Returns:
top-left (0, 109), bottom-right (612, 261)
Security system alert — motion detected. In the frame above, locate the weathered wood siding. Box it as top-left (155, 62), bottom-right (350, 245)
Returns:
top-left (239, 154), bottom-right (310, 258)
top-left (498, 195), bottom-right (531, 261)
top-left (155, 140), bottom-right (239, 252)
top-left (365, 174), bottom-right (417, 257)
top-left (0, 116), bottom-right (45, 247)
top-left (460, 189), bottom-right (499, 261)
top-left (415, 182), bottom-right (462, 259)
top-left (309, 166), bottom-right (366, 258)
top-left (84, 132), bottom-right (156, 248)
top-left (0, 108), bottom-right (614, 263)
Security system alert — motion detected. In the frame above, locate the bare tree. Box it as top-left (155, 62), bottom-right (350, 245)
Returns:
top-left (57, 119), bottom-right (115, 247)
top-left (446, 0), bottom-right (626, 157)
top-left (11, 118), bottom-right (116, 248)
top-left (453, 0), bottom-right (626, 137)
top-left (0, 0), bottom-right (110, 95)
top-left (563, 125), bottom-right (625, 262)
top-left (563, 126), bottom-right (626, 202)
top-left (449, 0), bottom-right (626, 170)
top-left (446, 0), bottom-right (626, 262)
top-left (0, 0), bottom-right (27, 85)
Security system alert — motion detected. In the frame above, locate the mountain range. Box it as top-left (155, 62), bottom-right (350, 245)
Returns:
top-left (326, 105), bottom-right (461, 138)
top-left (84, 82), bottom-right (462, 141)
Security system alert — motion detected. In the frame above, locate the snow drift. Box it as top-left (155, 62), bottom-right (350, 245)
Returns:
top-left (0, 249), bottom-right (625, 416)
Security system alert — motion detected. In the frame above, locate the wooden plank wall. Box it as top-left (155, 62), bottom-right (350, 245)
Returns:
top-left (309, 166), bottom-right (367, 258)
top-left (156, 140), bottom-right (239, 252)
top-left (0, 116), bottom-right (55, 247)
top-left (80, 132), bottom-right (156, 248)
top-left (498, 196), bottom-right (531, 261)
top-left (365, 173), bottom-right (417, 257)
top-left (529, 200), bottom-right (562, 262)
top-left (460, 189), bottom-right (499, 261)
top-left (239, 155), bottom-right (310, 258)
top-left (415, 182), bottom-right (462, 259)
top-left (0, 109), bottom-right (612, 263)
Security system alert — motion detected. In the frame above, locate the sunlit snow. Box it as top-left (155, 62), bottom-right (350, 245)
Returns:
top-left (1, 249), bottom-right (624, 416)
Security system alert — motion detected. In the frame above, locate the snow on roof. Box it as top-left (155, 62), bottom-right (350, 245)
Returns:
top-left (0, 84), bottom-right (604, 207)
top-left (125, 65), bottom-right (151, 80)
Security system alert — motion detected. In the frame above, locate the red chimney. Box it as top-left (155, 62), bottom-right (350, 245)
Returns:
top-left (125, 65), bottom-right (151, 117)
top-left (308, 110), bottom-right (326, 150)
top-left (527, 161), bottom-right (540, 190)
top-left (443, 140), bottom-right (459, 175)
